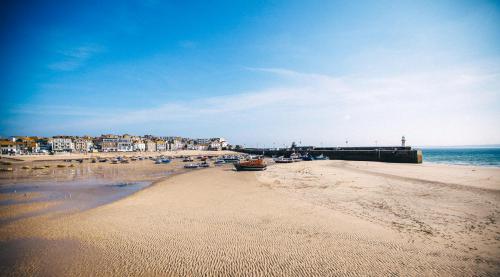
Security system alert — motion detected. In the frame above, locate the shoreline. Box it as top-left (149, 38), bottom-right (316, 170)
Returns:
top-left (0, 150), bottom-right (239, 163)
top-left (423, 160), bottom-right (500, 168)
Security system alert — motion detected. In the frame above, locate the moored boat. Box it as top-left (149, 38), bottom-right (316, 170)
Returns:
top-left (301, 154), bottom-right (313, 161)
top-left (234, 158), bottom-right (267, 171)
top-left (274, 157), bottom-right (293, 163)
top-left (184, 163), bottom-right (199, 169)
top-left (214, 159), bottom-right (226, 165)
top-left (222, 155), bottom-right (241, 163)
top-left (198, 162), bottom-right (210, 168)
top-left (183, 157), bottom-right (194, 162)
top-left (314, 154), bottom-right (329, 160)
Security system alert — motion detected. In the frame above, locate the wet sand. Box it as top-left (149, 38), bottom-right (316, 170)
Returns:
top-left (0, 156), bottom-right (210, 223)
top-left (0, 160), bottom-right (499, 276)
top-left (0, 150), bottom-right (237, 163)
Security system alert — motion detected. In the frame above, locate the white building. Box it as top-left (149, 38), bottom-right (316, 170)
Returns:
top-left (73, 138), bottom-right (93, 152)
top-left (196, 138), bottom-right (211, 145)
top-left (168, 138), bottom-right (184, 150)
top-left (0, 140), bottom-right (18, 154)
top-left (101, 138), bottom-right (118, 152)
top-left (52, 137), bottom-right (74, 152)
top-left (133, 140), bottom-right (145, 151)
top-left (117, 138), bottom-right (133, 152)
top-left (145, 140), bottom-right (157, 152)
top-left (208, 138), bottom-right (228, 150)
top-left (156, 140), bottom-right (167, 152)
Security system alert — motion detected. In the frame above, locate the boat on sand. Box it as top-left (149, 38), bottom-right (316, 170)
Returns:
top-left (274, 157), bottom-right (293, 163)
top-left (234, 158), bottom-right (267, 171)
top-left (184, 163), bottom-right (199, 169)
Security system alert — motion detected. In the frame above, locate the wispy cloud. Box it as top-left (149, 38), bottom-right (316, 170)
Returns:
top-left (10, 65), bottom-right (500, 145)
top-left (48, 44), bottom-right (104, 71)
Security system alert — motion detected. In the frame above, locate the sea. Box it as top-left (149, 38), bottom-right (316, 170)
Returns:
top-left (422, 148), bottom-right (500, 167)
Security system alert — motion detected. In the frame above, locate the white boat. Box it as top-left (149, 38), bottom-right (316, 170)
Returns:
top-left (274, 157), bottom-right (293, 163)
top-left (198, 162), bottom-right (210, 168)
top-left (184, 163), bottom-right (199, 169)
top-left (214, 159), bottom-right (226, 165)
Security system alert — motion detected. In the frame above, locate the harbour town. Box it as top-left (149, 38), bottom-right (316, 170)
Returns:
top-left (0, 135), bottom-right (230, 155)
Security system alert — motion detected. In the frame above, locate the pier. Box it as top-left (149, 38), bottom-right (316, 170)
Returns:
top-left (236, 146), bottom-right (423, 164)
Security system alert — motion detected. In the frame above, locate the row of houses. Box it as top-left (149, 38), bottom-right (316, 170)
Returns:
top-left (0, 135), bottom-right (229, 155)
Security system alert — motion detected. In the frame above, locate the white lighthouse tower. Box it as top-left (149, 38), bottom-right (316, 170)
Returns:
top-left (401, 136), bottom-right (406, 147)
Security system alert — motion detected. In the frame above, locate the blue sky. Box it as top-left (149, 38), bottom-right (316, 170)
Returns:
top-left (1, 0), bottom-right (499, 146)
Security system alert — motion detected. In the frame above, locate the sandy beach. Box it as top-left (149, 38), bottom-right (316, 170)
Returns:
top-left (0, 160), bottom-right (499, 276)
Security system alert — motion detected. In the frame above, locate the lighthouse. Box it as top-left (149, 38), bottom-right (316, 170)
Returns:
top-left (401, 136), bottom-right (406, 147)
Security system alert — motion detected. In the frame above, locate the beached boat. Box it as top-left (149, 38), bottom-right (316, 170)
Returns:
top-left (234, 158), bottom-right (267, 171)
top-left (222, 155), bottom-right (241, 163)
top-left (198, 162), bottom-right (210, 168)
top-left (214, 159), bottom-right (226, 165)
top-left (301, 154), bottom-right (313, 161)
top-left (314, 154), bottom-right (329, 160)
top-left (274, 157), bottom-right (293, 163)
top-left (184, 163), bottom-right (199, 169)
top-left (290, 153), bottom-right (302, 162)
top-left (183, 157), bottom-right (194, 162)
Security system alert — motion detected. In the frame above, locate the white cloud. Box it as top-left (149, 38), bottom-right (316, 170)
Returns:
top-left (48, 45), bottom-right (104, 71)
top-left (17, 65), bottom-right (500, 146)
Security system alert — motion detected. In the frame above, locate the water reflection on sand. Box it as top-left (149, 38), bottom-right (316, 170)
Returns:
top-left (0, 159), bottom-right (184, 223)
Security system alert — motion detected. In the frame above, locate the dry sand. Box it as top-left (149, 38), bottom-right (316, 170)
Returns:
top-left (0, 160), bottom-right (499, 276)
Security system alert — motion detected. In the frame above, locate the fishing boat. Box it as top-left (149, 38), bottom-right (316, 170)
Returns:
top-left (314, 154), bottom-right (329, 160)
top-left (222, 155), bottom-right (241, 163)
top-left (161, 159), bottom-right (171, 164)
top-left (214, 159), bottom-right (226, 165)
top-left (290, 153), bottom-right (302, 162)
top-left (234, 158), bottom-right (267, 171)
top-left (198, 162), bottom-right (210, 168)
top-left (274, 157), bottom-right (293, 163)
top-left (184, 163), bottom-right (199, 169)
top-left (301, 154), bottom-right (313, 161)
top-left (183, 157), bottom-right (194, 162)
